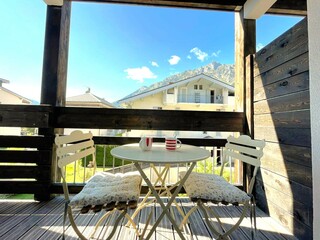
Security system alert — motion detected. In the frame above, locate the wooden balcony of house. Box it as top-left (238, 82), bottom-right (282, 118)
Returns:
top-left (0, 0), bottom-right (314, 239)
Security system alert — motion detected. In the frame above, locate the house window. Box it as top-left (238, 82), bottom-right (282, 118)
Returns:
top-left (153, 106), bottom-right (162, 110)
top-left (194, 85), bottom-right (198, 90)
top-left (167, 88), bottom-right (174, 94)
top-left (199, 85), bottom-right (203, 90)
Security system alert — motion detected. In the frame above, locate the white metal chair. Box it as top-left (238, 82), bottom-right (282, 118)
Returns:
top-left (55, 130), bottom-right (142, 240)
top-left (179, 135), bottom-right (265, 240)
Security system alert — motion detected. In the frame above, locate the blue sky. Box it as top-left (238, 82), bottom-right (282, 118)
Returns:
top-left (0, 1), bottom-right (302, 103)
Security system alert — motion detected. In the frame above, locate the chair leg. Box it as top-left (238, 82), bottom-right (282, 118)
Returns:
top-left (197, 201), bottom-right (251, 240)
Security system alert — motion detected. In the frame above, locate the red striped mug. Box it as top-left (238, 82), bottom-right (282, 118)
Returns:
top-left (165, 137), bottom-right (181, 150)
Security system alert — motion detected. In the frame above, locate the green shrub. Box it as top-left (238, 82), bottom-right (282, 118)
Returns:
top-left (81, 145), bottom-right (131, 167)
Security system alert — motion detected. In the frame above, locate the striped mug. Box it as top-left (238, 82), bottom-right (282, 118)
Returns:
top-left (165, 137), bottom-right (181, 150)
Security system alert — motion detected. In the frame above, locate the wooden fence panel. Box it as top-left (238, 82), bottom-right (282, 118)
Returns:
top-left (252, 17), bottom-right (311, 239)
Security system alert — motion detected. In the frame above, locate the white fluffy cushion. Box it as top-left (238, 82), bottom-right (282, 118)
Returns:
top-left (69, 171), bottom-right (142, 208)
top-left (179, 171), bottom-right (250, 204)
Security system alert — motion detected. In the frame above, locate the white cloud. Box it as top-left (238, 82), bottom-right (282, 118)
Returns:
top-left (124, 66), bottom-right (157, 83)
top-left (187, 55), bottom-right (192, 60)
top-left (190, 47), bottom-right (208, 61)
top-left (168, 55), bottom-right (181, 65)
top-left (212, 50), bottom-right (221, 58)
top-left (151, 61), bottom-right (159, 67)
top-left (257, 43), bottom-right (264, 51)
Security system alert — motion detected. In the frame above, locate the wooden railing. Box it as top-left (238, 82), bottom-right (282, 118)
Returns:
top-left (0, 104), bottom-right (244, 199)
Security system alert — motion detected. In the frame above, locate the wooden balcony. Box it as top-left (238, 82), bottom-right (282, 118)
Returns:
top-left (0, 196), bottom-right (296, 240)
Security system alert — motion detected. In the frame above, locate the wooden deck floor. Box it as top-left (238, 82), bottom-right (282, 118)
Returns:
top-left (0, 196), bottom-right (297, 240)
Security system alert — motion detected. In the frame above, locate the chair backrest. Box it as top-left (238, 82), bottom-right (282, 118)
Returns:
top-left (55, 130), bottom-right (96, 200)
top-left (56, 130), bottom-right (96, 169)
top-left (221, 135), bottom-right (265, 194)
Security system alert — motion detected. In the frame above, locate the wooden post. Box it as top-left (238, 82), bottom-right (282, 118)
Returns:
top-left (37, 1), bottom-right (71, 201)
top-left (234, 9), bottom-right (256, 188)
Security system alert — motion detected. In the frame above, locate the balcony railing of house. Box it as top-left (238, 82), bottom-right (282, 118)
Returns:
top-left (0, 104), bottom-right (244, 200)
top-left (177, 94), bottom-right (224, 104)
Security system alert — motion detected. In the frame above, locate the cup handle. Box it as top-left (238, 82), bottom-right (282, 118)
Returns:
top-left (176, 139), bottom-right (182, 149)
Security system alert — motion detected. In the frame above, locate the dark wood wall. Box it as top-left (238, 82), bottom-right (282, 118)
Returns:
top-left (250, 18), bottom-right (312, 239)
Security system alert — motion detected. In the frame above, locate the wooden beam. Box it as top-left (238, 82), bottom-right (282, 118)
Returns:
top-left (268, 0), bottom-right (307, 16)
top-left (43, 0), bottom-right (64, 6)
top-left (72, 0), bottom-right (246, 11)
top-left (244, 0), bottom-right (276, 19)
top-left (71, 0), bottom-right (306, 15)
top-left (234, 9), bottom-right (256, 114)
top-left (41, 2), bottom-right (71, 107)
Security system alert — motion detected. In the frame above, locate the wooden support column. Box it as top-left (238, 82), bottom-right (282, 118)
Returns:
top-left (234, 9), bottom-right (256, 189)
top-left (37, 1), bottom-right (71, 201)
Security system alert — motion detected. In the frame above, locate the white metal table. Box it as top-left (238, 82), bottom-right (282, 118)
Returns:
top-left (111, 143), bottom-right (210, 240)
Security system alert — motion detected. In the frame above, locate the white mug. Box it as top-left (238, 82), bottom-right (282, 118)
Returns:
top-left (139, 136), bottom-right (153, 151)
top-left (165, 137), bottom-right (182, 150)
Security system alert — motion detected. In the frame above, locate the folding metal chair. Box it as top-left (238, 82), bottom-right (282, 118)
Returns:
top-left (56, 130), bottom-right (142, 240)
top-left (180, 135), bottom-right (265, 239)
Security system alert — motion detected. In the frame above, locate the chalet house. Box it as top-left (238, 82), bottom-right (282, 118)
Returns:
top-left (118, 74), bottom-right (235, 111)
top-left (0, 78), bottom-right (32, 135)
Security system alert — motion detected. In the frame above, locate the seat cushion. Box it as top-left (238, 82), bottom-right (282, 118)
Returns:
top-left (69, 171), bottom-right (142, 208)
top-left (179, 171), bottom-right (250, 204)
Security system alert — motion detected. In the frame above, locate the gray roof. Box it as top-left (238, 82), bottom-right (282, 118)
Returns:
top-left (67, 91), bottom-right (114, 108)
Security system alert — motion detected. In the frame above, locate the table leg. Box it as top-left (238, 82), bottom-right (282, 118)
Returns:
top-left (134, 162), bottom-right (197, 240)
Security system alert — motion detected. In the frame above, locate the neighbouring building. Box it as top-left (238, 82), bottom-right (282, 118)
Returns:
top-left (118, 73), bottom-right (235, 111)
top-left (65, 88), bottom-right (121, 136)
top-left (0, 78), bottom-right (32, 135)
top-left (118, 74), bottom-right (235, 138)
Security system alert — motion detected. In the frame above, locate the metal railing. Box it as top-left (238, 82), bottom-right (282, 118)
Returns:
top-left (55, 144), bottom-right (237, 187)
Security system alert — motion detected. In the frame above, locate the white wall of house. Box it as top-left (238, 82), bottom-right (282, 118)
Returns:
top-left (0, 88), bottom-right (31, 135)
top-left (0, 89), bottom-right (29, 104)
top-left (307, 1), bottom-right (320, 238)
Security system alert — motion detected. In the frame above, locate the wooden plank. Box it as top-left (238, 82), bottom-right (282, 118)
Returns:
top-left (254, 90), bottom-right (310, 114)
top-left (0, 199), bottom-right (50, 238)
top-left (0, 135), bottom-right (53, 148)
top-left (55, 107), bottom-right (244, 132)
top-left (254, 71), bottom-right (309, 102)
top-left (0, 181), bottom-right (51, 194)
top-left (255, 179), bottom-right (311, 227)
top-left (254, 18), bottom-right (308, 77)
top-left (0, 105), bottom-right (51, 128)
top-left (254, 110), bottom-right (310, 129)
top-left (0, 150), bottom-right (51, 164)
top-left (256, 169), bottom-right (312, 208)
top-left (254, 126), bottom-right (310, 147)
top-left (261, 160), bottom-right (312, 187)
top-left (0, 166), bottom-right (50, 180)
top-left (255, 186), bottom-right (312, 240)
top-left (0, 197), bottom-right (63, 240)
top-left (16, 197), bottom-right (64, 239)
top-left (254, 53), bottom-right (309, 90)
top-left (262, 142), bottom-right (311, 168)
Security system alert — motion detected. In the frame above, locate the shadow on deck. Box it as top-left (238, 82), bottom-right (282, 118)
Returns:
top-left (0, 196), bottom-right (297, 240)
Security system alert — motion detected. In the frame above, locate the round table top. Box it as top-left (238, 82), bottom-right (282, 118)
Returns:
top-left (111, 143), bottom-right (210, 164)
